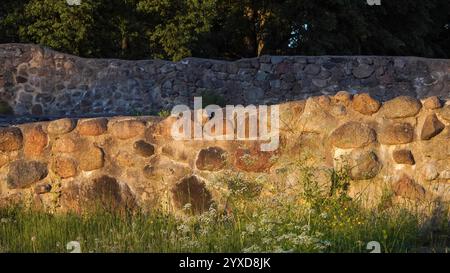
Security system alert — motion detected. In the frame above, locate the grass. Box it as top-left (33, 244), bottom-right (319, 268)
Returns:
top-left (0, 166), bottom-right (448, 253)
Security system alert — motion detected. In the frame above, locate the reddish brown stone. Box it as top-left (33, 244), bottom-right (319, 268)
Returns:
top-left (78, 146), bottom-right (104, 171)
top-left (78, 118), bottom-right (108, 136)
top-left (392, 175), bottom-right (426, 200)
top-left (420, 114), bottom-right (445, 140)
top-left (0, 127), bottom-right (23, 152)
top-left (52, 137), bottom-right (77, 153)
top-left (110, 120), bottom-right (146, 139)
top-left (52, 156), bottom-right (78, 178)
top-left (352, 93), bottom-right (381, 115)
top-left (196, 147), bottom-right (227, 171)
top-left (234, 145), bottom-right (277, 173)
top-left (378, 122), bottom-right (414, 145)
top-left (392, 150), bottom-right (415, 165)
top-left (423, 96), bottom-right (442, 110)
top-left (24, 125), bottom-right (48, 157)
top-left (380, 96), bottom-right (422, 119)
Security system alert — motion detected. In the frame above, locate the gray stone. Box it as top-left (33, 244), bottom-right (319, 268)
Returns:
top-left (304, 64), bottom-right (321, 75)
top-left (7, 160), bottom-right (48, 189)
top-left (352, 64), bottom-right (374, 79)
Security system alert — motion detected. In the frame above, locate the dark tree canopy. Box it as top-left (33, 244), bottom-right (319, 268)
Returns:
top-left (1, 0), bottom-right (449, 61)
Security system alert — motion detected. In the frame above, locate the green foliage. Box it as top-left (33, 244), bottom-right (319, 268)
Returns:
top-left (1, 0), bottom-right (449, 59)
top-left (0, 100), bottom-right (13, 115)
top-left (137, 0), bottom-right (217, 61)
top-left (157, 109), bottom-right (171, 118)
top-left (200, 89), bottom-right (226, 108)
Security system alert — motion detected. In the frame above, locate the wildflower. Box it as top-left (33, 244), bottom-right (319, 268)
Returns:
top-left (183, 203), bottom-right (192, 211)
top-left (320, 212), bottom-right (328, 219)
top-left (177, 224), bottom-right (190, 234)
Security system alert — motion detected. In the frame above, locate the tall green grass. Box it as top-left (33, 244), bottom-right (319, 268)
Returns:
top-left (0, 167), bottom-right (448, 253)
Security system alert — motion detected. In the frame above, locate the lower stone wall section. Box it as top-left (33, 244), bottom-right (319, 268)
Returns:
top-left (0, 94), bottom-right (449, 213)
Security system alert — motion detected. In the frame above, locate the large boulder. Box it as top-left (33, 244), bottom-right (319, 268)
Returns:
top-left (0, 127), bottom-right (23, 152)
top-left (378, 122), bottom-right (414, 145)
top-left (7, 160), bottom-right (48, 189)
top-left (380, 96), bottom-right (422, 119)
top-left (329, 122), bottom-right (376, 149)
top-left (420, 114), bottom-right (445, 140)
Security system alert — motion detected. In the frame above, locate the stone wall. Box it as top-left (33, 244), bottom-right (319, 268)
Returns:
top-left (0, 44), bottom-right (449, 118)
top-left (0, 94), bottom-right (449, 213)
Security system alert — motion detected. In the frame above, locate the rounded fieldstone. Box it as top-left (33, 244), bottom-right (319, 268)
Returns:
top-left (78, 118), bottom-right (108, 136)
top-left (392, 175), bottom-right (426, 200)
top-left (380, 96), bottom-right (422, 119)
top-left (422, 96), bottom-right (442, 110)
top-left (133, 140), bottom-right (155, 157)
top-left (392, 150), bottom-right (415, 165)
top-left (24, 125), bottom-right (48, 157)
top-left (87, 175), bottom-right (137, 213)
top-left (52, 156), bottom-right (78, 178)
top-left (352, 93), bottom-right (381, 115)
top-left (329, 122), bottom-right (376, 149)
top-left (378, 123), bottom-right (414, 145)
top-left (52, 137), bottom-right (77, 153)
top-left (47, 118), bottom-right (75, 135)
top-left (7, 160), bottom-right (48, 189)
top-left (333, 91), bottom-right (352, 106)
top-left (172, 175), bottom-right (213, 214)
top-left (352, 64), bottom-right (374, 79)
top-left (439, 105), bottom-right (450, 122)
top-left (349, 150), bottom-right (382, 180)
top-left (78, 146), bottom-right (104, 171)
top-left (423, 164), bottom-right (439, 181)
top-left (0, 127), bottom-right (23, 152)
top-left (304, 64), bottom-right (321, 75)
top-left (196, 147), bottom-right (227, 171)
top-left (420, 114), bottom-right (445, 140)
top-left (110, 120), bottom-right (146, 140)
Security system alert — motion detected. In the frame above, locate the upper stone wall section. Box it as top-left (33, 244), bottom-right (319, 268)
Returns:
top-left (0, 43), bottom-right (449, 117)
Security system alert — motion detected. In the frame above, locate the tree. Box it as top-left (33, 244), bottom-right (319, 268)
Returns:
top-left (137, 0), bottom-right (217, 61)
